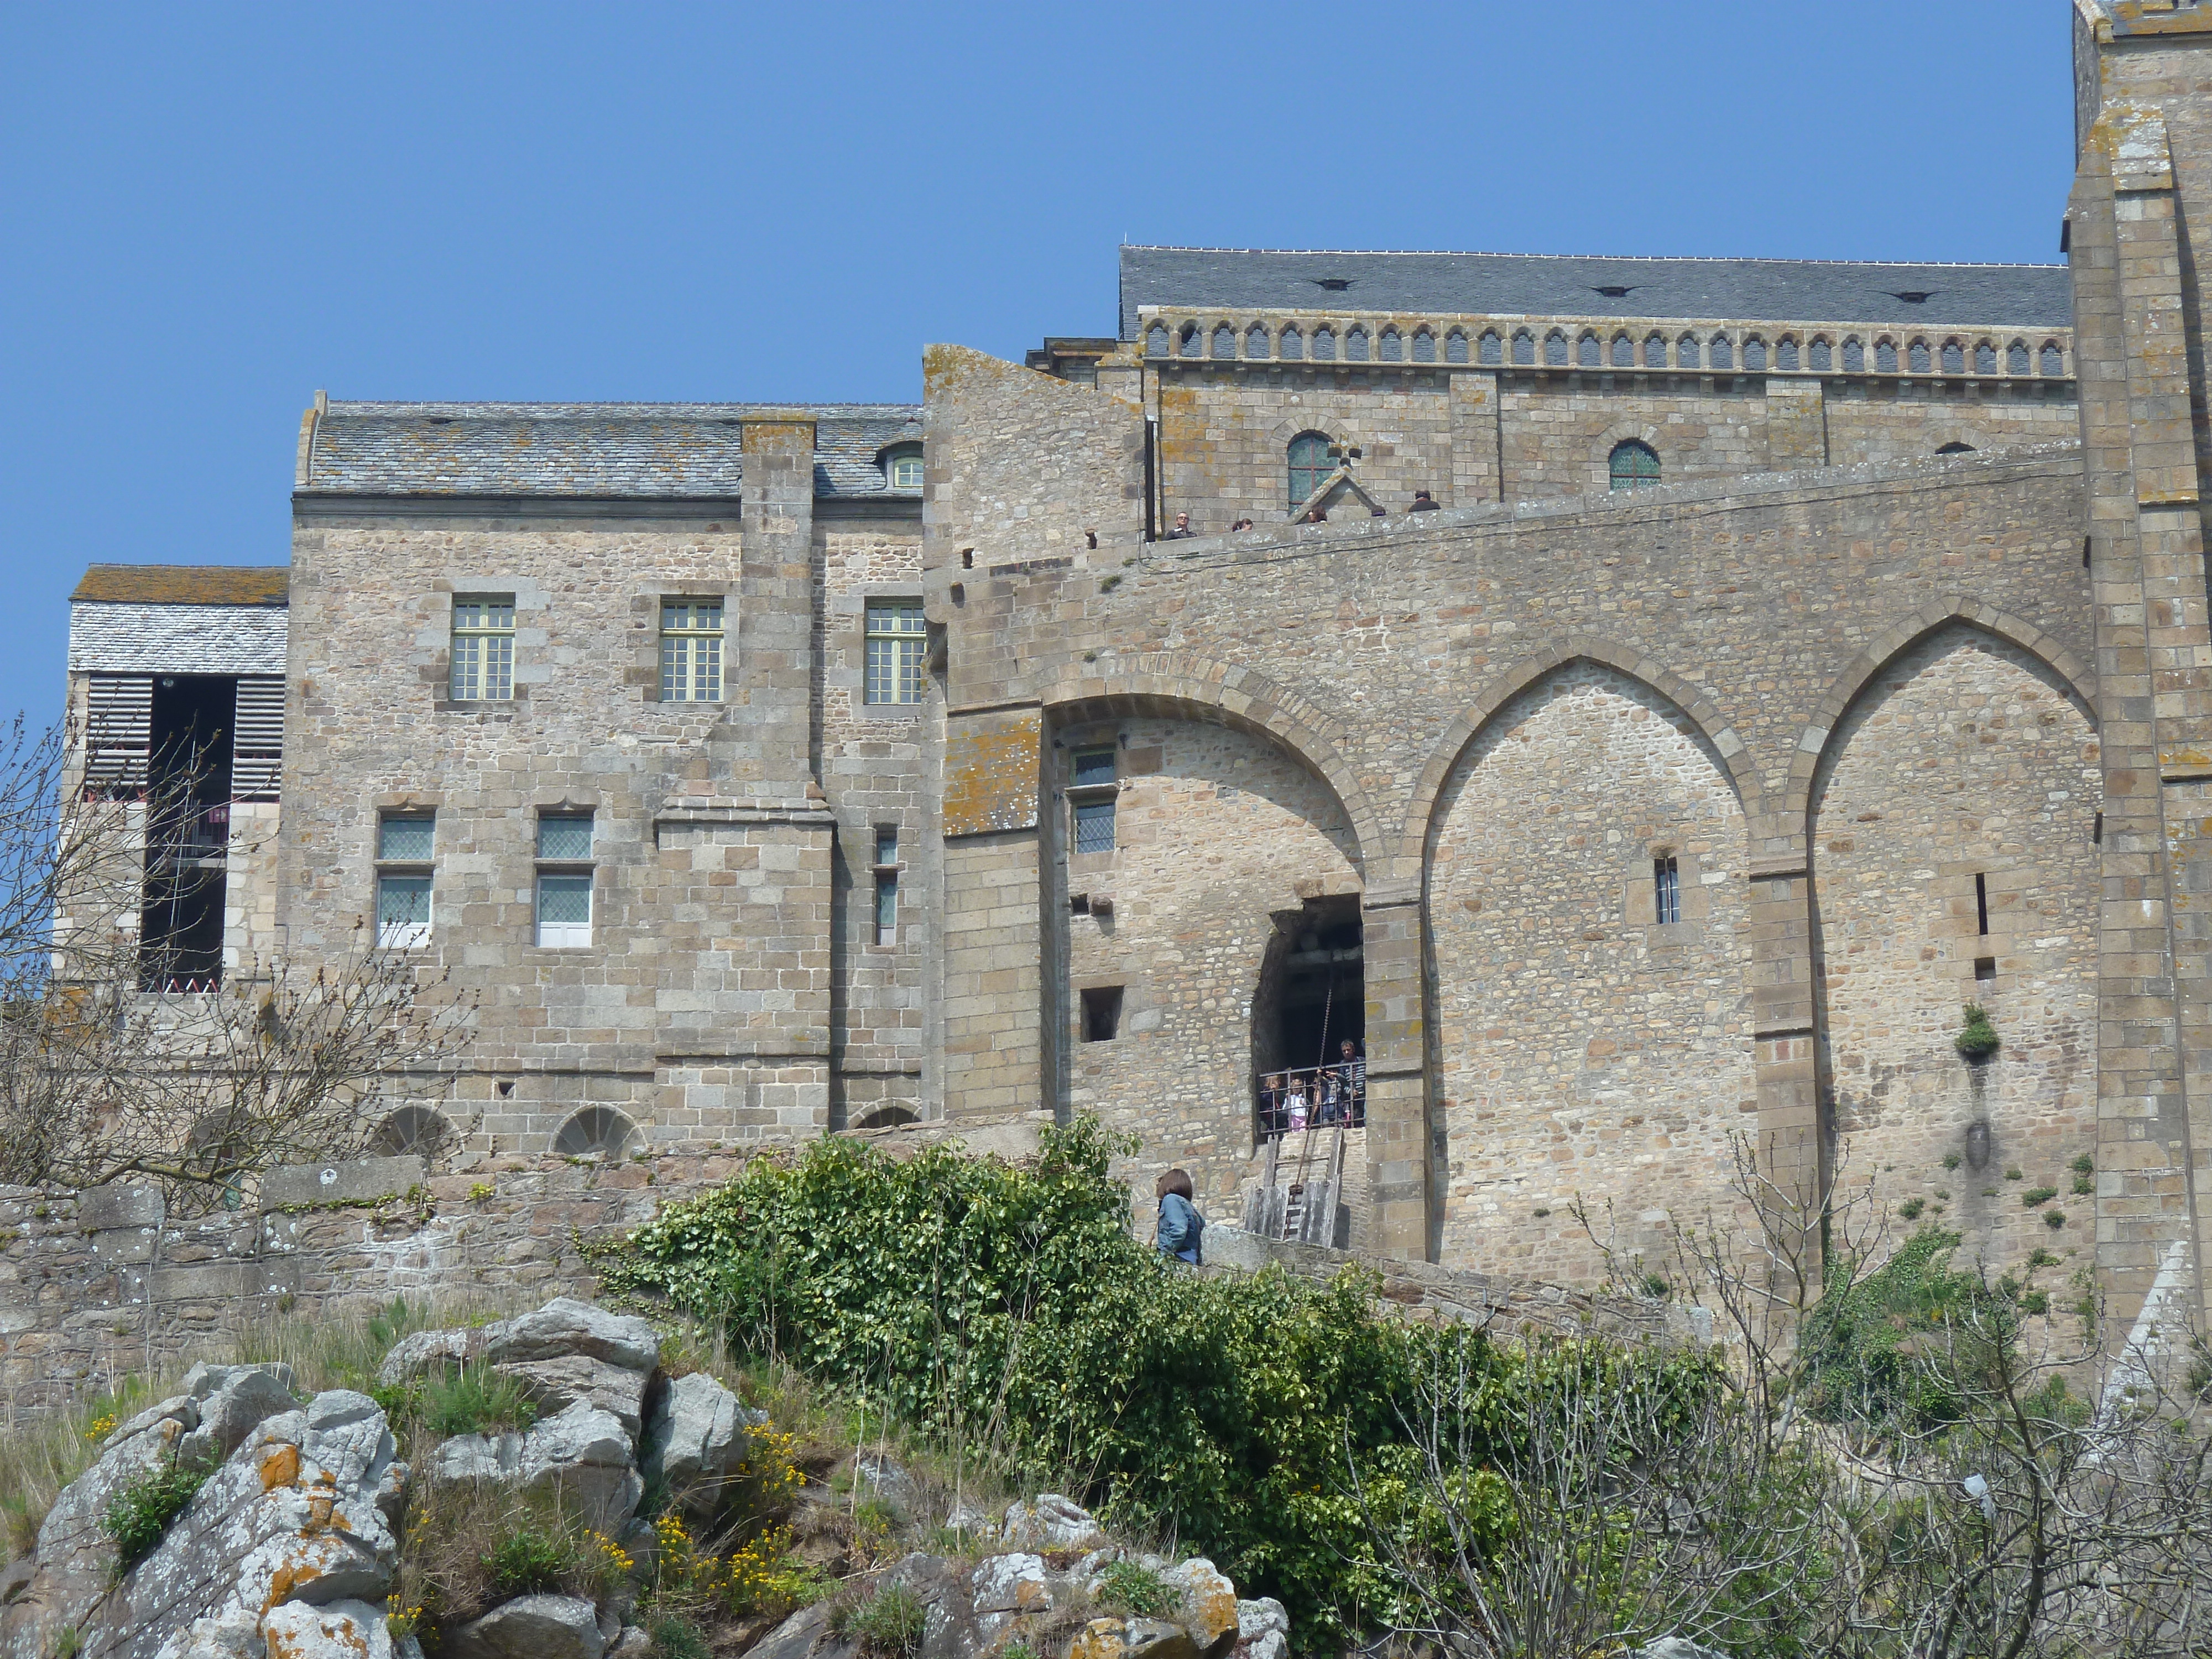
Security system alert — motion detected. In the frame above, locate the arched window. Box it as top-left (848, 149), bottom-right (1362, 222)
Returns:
top-left (2007, 340), bottom-right (2031, 374)
top-left (1676, 335), bottom-right (1700, 368)
top-left (1345, 326), bottom-right (1369, 361)
top-left (1809, 337), bottom-right (1833, 372)
top-left (1212, 324), bottom-right (1237, 359)
top-left (1512, 330), bottom-right (1536, 365)
top-left (1578, 332), bottom-right (1601, 367)
top-left (1875, 338), bottom-right (1898, 373)
top-left (2041, 342), bottom-right (2064, 376)
top-left (1312, 327), bottom-right (1336, 361)
top-left (1777, 337), bottom-right (1799, 371)
top-left (1609, 440), bottom-right (1661, 491)
top-left (1245, 324), bottom-right (1270, 359)
top-left (1287, 432), bottom-right (1334, 507)
top-left (371, 1105), bottom-right (455, 1160)
top-left (879, 443), bottom-right (922, 490)
top-left (1611, 334), bottom-right (1635, 367)
top-left (1710, 335), bottom-right (1733, 371)
top-left (1743, 336), bottom-right (1767, 371)
top-left (1145, 324), bottom-right (1170, 358)
top-left (1940, 340), bottom-right (1964, 374)
top-left (1844, 337), bottom-right (1865, 372)
top-left (1545, 330), bottom-right (1569, 366)
top-left (1378, 327), bottom-right (1402, 362)
top-left (1411, 328), bottom-right (1436, 363)
top-left (1644, 333), bottom-right (1667, 367)
top-left (554, 1106), bottom-right (641, 1158)
top-left (853, 1104), bottom-right (918, 1130)
top-left (1908, 340), bottom-right (1932, 373)
top-left (1178, 324), bottom-right (1201, 359)
top-left (1279, 326), bottom-right (1303, 360)
top-left (1974, 341), bottom-right (1997, 374)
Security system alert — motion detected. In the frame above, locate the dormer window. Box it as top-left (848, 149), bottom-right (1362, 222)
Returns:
top-left (882, 444), bottom-right (924, 490)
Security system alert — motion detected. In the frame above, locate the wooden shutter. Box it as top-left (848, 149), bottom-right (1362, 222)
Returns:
top-left (231, 677), bottom-right (284, 801)
top-left (83, 675), bottom-right (151, 794)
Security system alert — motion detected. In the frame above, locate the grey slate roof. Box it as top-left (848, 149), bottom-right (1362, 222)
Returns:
top-left (1119, 247), bottom-right (2074, 337)
top-left (304, 401), bottom-right (924, 499)
top-left (70, 602), bottom-right (289, 676)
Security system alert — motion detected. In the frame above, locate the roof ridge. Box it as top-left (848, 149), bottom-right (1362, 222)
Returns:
top-left (1120, 244), bottom-right (2067, 272)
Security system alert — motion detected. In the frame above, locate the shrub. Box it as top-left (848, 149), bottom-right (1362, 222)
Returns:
top-left (1897, 1198), bottom-right (1925, 1222)
top-left (2022, 1186), bottom-right (2058, 1208)
top-left (831, 1583), bottom-right (924, 1657)
top-left (1956, 1004), bottom-right (2000, 1060)
top-left (483, 1526), bottom-right (571, 1596)
top-left (102, 1458), bottom-right (212, 1568)
top-left (648, 1614), bottom-right (711, 1659)
top-left (423, 1366), bottom-right (538, 1438)
top-left (1097, 1560), bottom-right (1176, 1619)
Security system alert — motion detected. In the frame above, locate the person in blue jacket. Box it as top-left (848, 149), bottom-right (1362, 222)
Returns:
top-left (1155, 1168), bottom-right (1205, 1265)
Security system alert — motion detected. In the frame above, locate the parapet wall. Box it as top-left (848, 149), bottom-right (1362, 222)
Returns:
top-left (0, 1110), bottom-right (1689, 1416)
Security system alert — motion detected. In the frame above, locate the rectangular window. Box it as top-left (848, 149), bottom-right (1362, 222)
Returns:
top-left (450, 597), bottom-right (515, 701)
top-left (1653, 855), bottom-right (1681, 926)
top-left (1072, 800), bottom-right (1116, 854)
top-left (660, 601), bottom-right (723, 701)
top-left (864, 600), bottom-right (926, 705)
top-left (376, 812), bottom-right (434, 949)
top-left (1081, 986), bottom-right (1123, 1042)
top-left (1072, 747), bottom-right (1117, 787)
top-left (536, 814), bottom-right (594, 947)
top-left (874, 825), bottom-right (899, 867)
top-left (874, 871), bottom-right (899, 947)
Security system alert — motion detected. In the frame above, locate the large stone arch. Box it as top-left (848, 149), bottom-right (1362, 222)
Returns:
top-left (1806, 617), bottom-right (2102, 1284)
top-left (1392, 639), bottom-right (1755, 884)
top-left (1422, 658), bottom-right (1758, 1286)
top-left (1034, 652), bottom-right (1382, 880)
top-left (1783, 598), bottom-right (2096, 833)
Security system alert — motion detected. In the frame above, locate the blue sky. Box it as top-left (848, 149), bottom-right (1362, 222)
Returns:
top-left (2, 3), bottom-right (2073, 728)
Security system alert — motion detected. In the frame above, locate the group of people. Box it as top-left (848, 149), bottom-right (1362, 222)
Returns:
top-left (1162, 492), bottom-right (1440, 538)
top-left (1257, 1039), bottom-right (1366, 1138)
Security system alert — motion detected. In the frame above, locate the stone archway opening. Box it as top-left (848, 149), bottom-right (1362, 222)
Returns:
top-left (1250, 894), bottom-right (1365, 1135)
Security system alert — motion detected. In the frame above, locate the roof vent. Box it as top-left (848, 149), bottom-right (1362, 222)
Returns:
top-left (425, 416), bottom-right (455, 425)
top-left (1312, 278), bottom-right (1353, 292)
top-left (1592, 285), bottom-right (1636, 299)
top-left (1889, 290), bottom-right (1934, 304)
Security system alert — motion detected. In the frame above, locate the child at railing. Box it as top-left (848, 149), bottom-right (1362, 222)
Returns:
top-left (1285, 1073), bottom-right (1310, 1134)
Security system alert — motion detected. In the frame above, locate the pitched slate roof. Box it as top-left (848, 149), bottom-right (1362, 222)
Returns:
top-left (70, 602), bottom-right (288, 676)
top-left (72, 565), bottom-right (289, 607)
top-left (1119, 247), bottom-right (2073, 338)
top-left (304, 401), bottom-right (925, 499)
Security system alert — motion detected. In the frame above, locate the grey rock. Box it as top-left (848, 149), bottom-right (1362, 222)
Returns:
top-left (640, 1373), bottom-right (753, 1508)
top-left (79, 1183), bottom-right (164, 1232)
top-left (482, 1300), bottom-right (659, 1374)
top-left (1123, 1621), bottom-right (1202, 1659)
top-left (260, 1599), bottom-right (393, 1659)
top-left (434, 1402), bottom-right (642, 1531)
top-left (262, 1157), bottom-right (424, 1209)
top-left (1229, 1598), bottom-right (1288, 1659)
top-left (1000, 1494), bottom-right (1109, 1552)
top-left (747, 1603), bottom-right (833, 1659)
top-left (445, 1596), bottom-right (607, 1659)
top-left (1630, 1643), bottom-right (1728, 1659)
top-left (495, 1354), bottom-right (650, 1440)
top-left (1160, 1559), bottom-right (1238, 1658)
top-left (606, 1630), bottom-right (650, 1659)
top-left (375, 1329), bottom-right (479, 1390)
top-left (0, 1564), bottom-right (30, 1608)
top-left (175, 1366), bottom-right (300, 1469)
top-left (852, 1454), bottom-right (922, 1525)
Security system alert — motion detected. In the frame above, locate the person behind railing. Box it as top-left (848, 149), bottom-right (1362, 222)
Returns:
top-left (1257, 1071), bottom-right (1287, 1139)
top-left (1314, 1067), bottom-right (1341, 1125)
top-left (1336, 1039), bottom-right (1366, 1124)
top-left (1155, 1168), bottom-right (1205, 1265)
top-left (1284, 1073), bottom-right (1310, 1134)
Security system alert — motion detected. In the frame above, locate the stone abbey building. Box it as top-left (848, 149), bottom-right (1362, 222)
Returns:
top-left (58, 2), bottom-right (2212, 1338)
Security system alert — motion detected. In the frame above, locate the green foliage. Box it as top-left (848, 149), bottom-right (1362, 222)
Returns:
top-left (647, 1614), bottom-right (711, 1659)
top-left (831, 1583), bottom-right (925, 1657)
top-left (102, 1458), bottom-right (211, 1568)
top-left (1956, 1004), bottom-right (2000, 1060)
top-left (423, 1366), bottom-right (539, 1437)
top-left (1097, 1559), bottom-right (1176, 1619)
top-left (1897, 1198), bottom-right (1925, 1222)
top-left (2022, 1186), bottom-right (2058, 1208)
top-left (2070, 1153), bottom-right (2095, 1176)
top-left (1942, 1152), bottom-right (1961, 1171)
top-left (590, 1117), bottom-right (1726, 1649)
top-left (483, 1527), bottom-right (571, 1596)
top-left (2045, 1209), bottom-right (2067, 1230)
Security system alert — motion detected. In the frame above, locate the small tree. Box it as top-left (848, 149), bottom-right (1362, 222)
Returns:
top-left (0, 715), bottom-right (474, 1210)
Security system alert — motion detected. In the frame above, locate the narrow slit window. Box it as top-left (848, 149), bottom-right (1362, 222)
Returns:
top-left (864, 599), bottom-right (926, 705)
top-left (1081, 985), bottom-right (1123, 1042)
top-left (874, 870), bottom-right (899, 946)
top-left (1975, 872), bottom-right (1990, 935)
top-left (1653, 855), bottom-right (1681, 925)
top-left (450, 598), bottom-right (515, 701)
top-left (660, 601), bottom-right (724, 701)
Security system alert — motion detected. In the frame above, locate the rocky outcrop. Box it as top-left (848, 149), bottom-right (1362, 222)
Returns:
top-left (637, 1371), bottom-right (764, 1520)
top-left (433, 1402), bottom-right (641, 1531)
top-left (378, 1301), bottom-right (660, 1439)
top-left (444, 1596), bottom-right (608, 1659)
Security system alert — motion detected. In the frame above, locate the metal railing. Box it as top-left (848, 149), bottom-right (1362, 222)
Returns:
top-left (1254, 1062), bottom-right (1366, 1139)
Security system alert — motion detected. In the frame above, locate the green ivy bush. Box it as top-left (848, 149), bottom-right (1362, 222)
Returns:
top-left (590, 1117), bottom-right (1723, 1646)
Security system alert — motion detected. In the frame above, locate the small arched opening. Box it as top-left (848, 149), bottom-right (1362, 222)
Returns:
top-left (554, 1106), bottom-right (641, 1159)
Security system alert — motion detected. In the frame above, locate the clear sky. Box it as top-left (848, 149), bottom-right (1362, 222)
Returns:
top-left (1, 3), bottom-right (2075, 729)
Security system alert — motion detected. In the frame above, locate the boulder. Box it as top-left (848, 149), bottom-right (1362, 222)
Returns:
top-left (1229, 1599), bottom-right (1288, 1659)
top-left (260, 1599), bottom-right (393, 1659)
top-left (175, 1365), bottom-right (301, 1470)
top-left (444, 1595), bottom-right (607, 1659)
top-left (852, 1454), bottom-right (922, 1526)
top-left (999, 1494), bottom-right (1109, 1552)
top-left (639, 1373), bottom-right (769, 1517)
top-left (1070, 1618), bottom-right (1201, 1659)
top-left (746, 1603), bottom-right (833, 1659)
top-left (1630, 1643), bottom-right (1728, 1659)
top-left (375, 1329), bottom-right (478, 1390)
top-left (1160, 1561), bottom-right (1238, 1658)
top-left (481, 1301), bottom-right (659, 1374)
top-left (434, 1402), bottom-right (643, 1531)
top-left (379, 1301), bottom-right (659, 1438)
top-left (606, 1630), bottom-right (650, 1659)
top-left (492, 1354), bottom-right (651, 1440)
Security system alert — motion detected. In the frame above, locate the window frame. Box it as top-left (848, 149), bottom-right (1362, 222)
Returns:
top-left (881, 444), bottom-right (924, 490)
top-left (449, 596), bottom-right (516, 702)
top-left (535, 812), bottom-right (596, 950)
top-left (1286, 432), bottom-right (1334, 508)
top-left (658, 599), bottom-right (724, 702)
top-left (375, 811), bottom-right (435, 950)
top-left (1653, 854), bottom-right (1682, 926)
top-left (863, 598), bottom-right (927, 707)
top-left (871, 823), bottom-right (901, 948)
top-left (1609, 440), bottom-right (1661, 492)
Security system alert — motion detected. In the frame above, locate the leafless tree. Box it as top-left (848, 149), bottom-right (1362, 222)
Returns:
top-left (0, 715), bottom-right (474, 1211)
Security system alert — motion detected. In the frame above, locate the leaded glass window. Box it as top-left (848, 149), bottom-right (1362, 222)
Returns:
top-left (1609, 441), bottom-right (1661, 491)
top-left (1287, 433), bottom-right (1333, 508)
top-left (864, 599), bottom-right (926, 705)
top-left (660, 601), bottom-right (723, 702)
top-left (450, 598), bottom-right (514, 701)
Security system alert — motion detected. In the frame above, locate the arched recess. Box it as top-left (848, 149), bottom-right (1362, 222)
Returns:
top-left (1034, 652), bottom-right (1382, 880)
top-left (1781, 599), bottom-right (2096, 833)
top-left (1393, 640), bottom-right (1756, 884)
top-left (1805, 618), bottom-right (2101, 1284)
top-left (1421, 658), bottom-right (1759, 1285)
top-left (1040, 658), bottom-right (1368, 1220)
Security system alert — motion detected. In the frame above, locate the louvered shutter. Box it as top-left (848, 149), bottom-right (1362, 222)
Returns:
top-left (83, 676), bottom-right (151, 794)
top-left (231, 677), bottom-right (284, 801)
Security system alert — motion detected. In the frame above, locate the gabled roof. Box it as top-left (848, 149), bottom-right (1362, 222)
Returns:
top-left (1118, 246), bottom-right (2073, 338)
top-left (72, 565), bottom-right (289, 607)
top-left (302, 400), bottom-right (925, 499)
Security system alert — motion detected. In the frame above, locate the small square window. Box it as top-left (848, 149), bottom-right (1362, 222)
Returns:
top-left (1081, 986), bottom-right (1123, 1042)
top-left (377, 874), bottom-right (431, 950)
top-left (891, 452), bottom-right (923, 488)
top-left (1071, 747), bottom-right (1116, 787)
top-left (378, 814), bottom-right (434, 862)
top-left (1073, 800), bottom-right (1116, 855)
top-left (537, 873), bottom-right (593, 948)
top-left (538, 815), bottom-right (593, 860)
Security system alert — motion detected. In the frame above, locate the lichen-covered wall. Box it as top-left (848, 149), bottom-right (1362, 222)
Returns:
top-left (1427, 665), bottom-right (1757, 1284)
top-left (1811, 628), bottom-right (2101, 1280)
